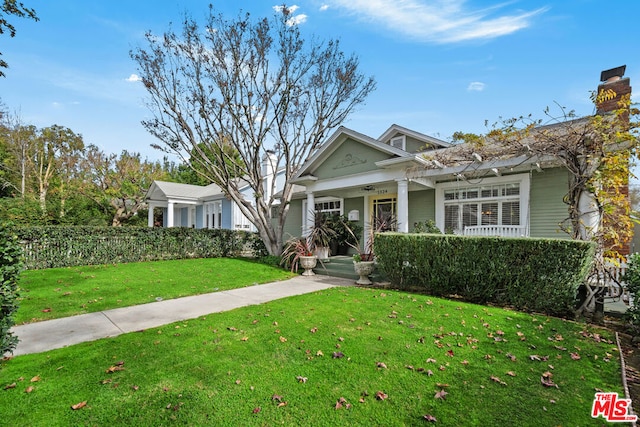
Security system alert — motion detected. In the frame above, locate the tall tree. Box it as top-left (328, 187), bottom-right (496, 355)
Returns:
top-left (29, 125), bottom-right (84, 215)
top-left (81, 146), bottom-right (168, 226)
top-left (131, 5), bottom-right (375, 255)
top-left (0, 0), bottom-right (38, 77)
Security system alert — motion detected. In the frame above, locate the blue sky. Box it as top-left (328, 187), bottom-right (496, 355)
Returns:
top-left (1, 0), bottom-right (638, 164)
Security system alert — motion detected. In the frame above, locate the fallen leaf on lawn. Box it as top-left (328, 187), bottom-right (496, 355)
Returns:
top-left (426, 358), bottom-right (437, 363)
top-left (252, 407), bottom-right (261, 414)
top-left (235, 380), bottom-right (241, 385)
top-left (446, 350), bottom-right (454, 357)
top-left (506, 371), bottom-right (516, 377)
top-left (101, 379), bottom-right (112, 385)
top-left (279, 336), bottom-right (287, 342)
top-left (496, 330), bottom-right (505, 336)
top-left (461, 360), bottom-right (469, 366)
top-left (310, 327), bottom-right (318, 333)
top-left (335, 397), bottom-right (348, 409)
top-left (227, 327), bottom-right (237, 331)
top-left (105, 365), bottom-right (125, 374)
top-left (296, 376), bottom-right (308, 383)
top-left (42, 308), bottom-right (51, 313)
top-left (241, 336), bottom-right (249, 341)
top-left (377, 362), bottom-right (387, 369)
top-left (434, 389), bottom-right (448, 400)
top-left (506, 353), bottom-right (516, 362)
top-left (375, 391), bottom-right (388, 400)
top-left (438, 365), bottom-right (446, 371)
top-left (316, 350), bottom-right (324, 356)
top-left (423, 414), bottom-right (437, 422)
top-left (272, 394), bottom-right (283, 402)
top-left (541, 371), bottom-right (558, 388)
top-left (277, 401), bottom-right (288, 408)
top-left (570, 352), bottom-right (581, 360)
top-left (529, 355), bottom-right (542, 361)
top-left (490, 375), bottom-right (507, 386)
top-left (4, 382), bottom-right (17, 390)
top-left (436, 383), bottom-right (449, 388)
top-left (71, 401), bottom-right (87, 410)
top-left (30, 376), bottom-right (40, 382)
top-left (332, 351), bottom-right (344, 359)
top-left (25, 386), bottom-right (34, 393)
top-left (426, 370), bottom-right (434, 376)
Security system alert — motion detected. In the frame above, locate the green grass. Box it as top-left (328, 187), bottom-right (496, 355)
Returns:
top-left (15, 258), bottom-right (295, 324)
top-left (1, 287), bottom-right (624, 426)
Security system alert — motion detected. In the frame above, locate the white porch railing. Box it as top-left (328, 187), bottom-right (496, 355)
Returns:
top-left (463, 225), bottom-right (527, 238)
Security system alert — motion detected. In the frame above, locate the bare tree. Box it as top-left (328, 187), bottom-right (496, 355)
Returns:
top-left (131, 5), bottom-right (375, 255)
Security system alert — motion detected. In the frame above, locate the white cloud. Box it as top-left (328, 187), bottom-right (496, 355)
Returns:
top-left (320, 4), bottom-right (329, 11)
top-left (126, 74), bottom-right (142, 82)
top-left (273, 4), bottom-right (307, 26)
top-left (467, 81), bottom-right (486, 92)
top-left (324, 0), bottom-right (548, 43)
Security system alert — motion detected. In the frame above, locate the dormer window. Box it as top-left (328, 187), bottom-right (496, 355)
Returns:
top-left (390, 135), bottom-right (406, 150)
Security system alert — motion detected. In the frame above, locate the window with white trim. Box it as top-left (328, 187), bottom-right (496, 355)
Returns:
top-left (302, 197), bottom-right (343, 233)
top-left (442, 182), bottom-right (521, 234)
top-left (390, 135), bottom-right (406, 150)
top-left (205, 201), bottom-right (223, 229)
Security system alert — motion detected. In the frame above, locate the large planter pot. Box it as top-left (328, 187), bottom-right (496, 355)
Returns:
top-left (299, 255), bottom-right (318, 276)
top-left (353, 260), bottom-right (375, 285)
top-left (314, 246), bottom-right (330, 262)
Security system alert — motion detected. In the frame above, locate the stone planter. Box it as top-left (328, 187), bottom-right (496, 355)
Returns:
top-left (299, 255), bottom-right (318, 276)
top-left (313, 246), bottom-right (330, 262)
top-left (353, 260), bottom-right (375, 285)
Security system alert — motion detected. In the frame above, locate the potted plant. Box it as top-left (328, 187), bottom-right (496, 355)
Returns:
top-left (329, 214), bottom-right (363, 256)
top-left (345, 214), bottom-right (396, 285)
top-left (308, 210), bottom-right (336, 262)
top-left (280, 236), bottom-right (317, 276)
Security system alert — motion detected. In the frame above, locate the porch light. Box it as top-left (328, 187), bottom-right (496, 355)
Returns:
top-left (363, 185), bottom-right (375, 192)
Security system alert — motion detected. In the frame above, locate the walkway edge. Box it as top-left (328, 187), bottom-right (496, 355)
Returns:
top-left (9, 275), bottom-right (353, 356)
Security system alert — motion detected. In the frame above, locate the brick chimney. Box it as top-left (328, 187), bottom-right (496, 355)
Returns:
top-left (596, 65), bottom-right (632, 115)
top-left (596, 66), bottom-right (632, 256)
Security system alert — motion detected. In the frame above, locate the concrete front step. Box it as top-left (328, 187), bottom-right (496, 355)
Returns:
top-left (313, 256), bottom-right (386, 282)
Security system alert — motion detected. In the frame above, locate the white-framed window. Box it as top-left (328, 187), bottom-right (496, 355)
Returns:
top-left (302, 197), bottom-right (343, 232)
top-left (390, 135), bottom-right (406, 150)
top-left (205, 201), bottom-right (223, 229)
top-left (435, 174), bottom-right (530, 236)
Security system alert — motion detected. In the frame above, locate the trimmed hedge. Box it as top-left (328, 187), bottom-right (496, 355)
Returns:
top-left (375, 233), bottom-right (595, 317)
top-left (15, 226), bottom-right (267, 270)
top-left (1, 223), bottom-right (23, 357)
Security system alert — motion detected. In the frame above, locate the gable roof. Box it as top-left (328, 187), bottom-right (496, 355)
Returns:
top-left (378, 124), bottom-right (451, 149)
top-left (292, 126), bottom-right (416, 181)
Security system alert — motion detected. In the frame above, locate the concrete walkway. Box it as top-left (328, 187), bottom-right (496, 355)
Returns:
top-left (9, 275), bottom-right (354, 356)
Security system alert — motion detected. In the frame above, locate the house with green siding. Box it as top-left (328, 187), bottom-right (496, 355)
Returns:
top-left (146, 66), bottom-right (631, 253)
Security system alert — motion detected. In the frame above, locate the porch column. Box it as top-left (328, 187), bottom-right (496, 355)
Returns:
top-left (305, 191), bottom-right (315, 237)
top-left (167, 202), bottom-right (174, 228)
top-left (147, 204), bottom-right (154, 227)
top-left (396, 178), bottom-right (409, 233)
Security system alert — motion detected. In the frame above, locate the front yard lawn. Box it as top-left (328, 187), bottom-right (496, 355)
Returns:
top-left (1, 287), bottom-right (624, 426)
top-left (15, 258), bottom-right (295, 324)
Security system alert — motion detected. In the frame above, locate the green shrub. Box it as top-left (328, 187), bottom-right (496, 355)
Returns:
top-left (0, 222), bottom-right (23, 357)
top-left (375, 233), bottom-right (595, 317)
top-left (623, 253), bottom-right (640, 331)
top-left (15, 226), bottom-right (263, 269)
